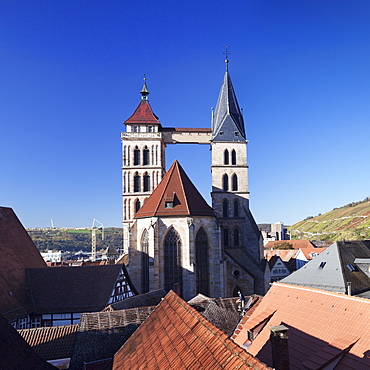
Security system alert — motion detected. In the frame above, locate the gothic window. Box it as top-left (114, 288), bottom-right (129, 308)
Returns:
top-left (143, 146), bottom-right (149, 165)
top-left (233, 199), bottom-right (239, 217)
top-left (135, 199), bottom-right (141, 213)
top-left (231, 149), bottom-right (236, 165)
top-left (143, 173), bottom-right (150, 192)
top-left (222, 199), bottom-right (228, 217)
top-left (234, 228), bottom-right (240, 246)
top-left (134, 146), bottom-right (140, 166)
top-left (222, 174), bottom-right (229, 191)
top-left (224, 149), bottom-right (229, 165)
top-left (134, 173), bottom-right (141, 192)
top-left (223, 228), bottom-right (229, 247)
top-left (141, 230), bottom-right (149, 293)
top-left (195, 228), bottom-right (210, 296)
top-left (232, 174), bottom-right (238, 191)
top-left (164, 227), bottom-right (182, 293)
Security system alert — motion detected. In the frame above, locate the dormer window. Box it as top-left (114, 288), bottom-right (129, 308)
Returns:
top-left (165, 201), bottom-right (174, 209)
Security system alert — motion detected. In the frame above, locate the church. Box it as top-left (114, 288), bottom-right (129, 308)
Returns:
top-left (121, 60), bottom-right (269, 300)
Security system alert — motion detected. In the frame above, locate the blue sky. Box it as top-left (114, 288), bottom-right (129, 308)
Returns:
top-left (1, 1), bottom-right (370, 228)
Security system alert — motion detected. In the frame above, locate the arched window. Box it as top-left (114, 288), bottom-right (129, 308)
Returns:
top-left (223, 228), bottom-right (229, 247)
top-left (135, 199), bottom-right (141, 213)
top-left (234, 228), bottom-right (240, 246)
top-left (233, 199), bottom-right (239, 217)
top-left (195, 228), bottom-right (209, 296)
top-left (143, 146), bottom-right (149, 165)
top-left (231, 149), bottom-right (236, 165)
top-left (141, 230), bottom-right (149, 293)
top-left (224, 149), bottom-right (229, 165)
top-left (134, 173), bottom-right (141, 192)
top-left (143, 173), bottom-right (150, 192)
top-left (232, 174), bottom-right (238, 191)
top-left (222, 174), bottom-right (229, 191)
top-left (222, 199), bottom-right (228, 217)
top-left (134, 146), bottom-right (140, 166)
top-left (164, 227), bottom-right (182, 293)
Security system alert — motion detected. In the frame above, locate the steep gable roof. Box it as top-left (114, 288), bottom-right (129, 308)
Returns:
top-left (0, 207), bottom-right (47, 321)
top-left (112, 291), bottom-right (271, 369)
top-left (281, 241), bottom-right (370, 294)
top-left (28, 264), bottom-right (137, 313)
top-left (212, 69), bottom-right (246, 141)
top-left (233, 283), bottom-right (370, 369)
top-left (0, 314), bottom-right (56, 369)
top-left (124, 100), bottom-right (160, 125)
top-left (134, 160), bottom-right (215, 218)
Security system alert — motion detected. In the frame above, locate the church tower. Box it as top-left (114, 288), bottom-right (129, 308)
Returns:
top-left (121, 79), bottom-right (166, 253)
top-left (211, 59), bottom-right (266, 296)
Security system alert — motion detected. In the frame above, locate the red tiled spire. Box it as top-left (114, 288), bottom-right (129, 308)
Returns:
top-left (124, 100), bottom-right (160, 124)
top-left (135, 160), bottom-right (214, 218)
top-left (124, 78), bottom-right (160, 125)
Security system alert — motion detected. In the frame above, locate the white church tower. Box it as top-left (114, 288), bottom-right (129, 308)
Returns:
top-left (121, 79), bottom-right (166, 253)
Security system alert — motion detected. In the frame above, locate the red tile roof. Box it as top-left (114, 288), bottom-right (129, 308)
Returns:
top-left (264, 239), bottom-right (315, 250)
top-left (0, 207), bottom-right (47, 321)
top-left (233, 283), bottom-right (370, 369)
top-left (112, 291), bottom-right (271, 369)
top-left (18, 324), bottom-right (78, 361)
top-left (124, 100), bottom-right (160, 125)
top-left (134, 160), bottom-right (215, 218)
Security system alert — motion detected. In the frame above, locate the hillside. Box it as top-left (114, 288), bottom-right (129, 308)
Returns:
top-left (27, 227), bottom-right (123, 253)
top-left (290, 197), bottom-right (370, 242)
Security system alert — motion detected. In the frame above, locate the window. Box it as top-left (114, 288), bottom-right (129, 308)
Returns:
top-left (234, 229), bottom-right (239, 246)
top-left (135, 199), bottom-right (141, 213)
top-left (222, 199), bottom-right (228, 217)
top-left (19, 317), bottom-right (27, 329)
top-left (141, 230), bottom-right (149, 293)
top-left (133, 126), bottom-right (139, 132)
top-left (224, 149), bottom-right (229, 165)
top-left (143, 146), bottom-right (149, 165)
top-left (143, 173), bottom-right (150, 192)
top-left (223, 228), bottom-right (229, 247)
top-left (147, 126), bottom-right (153, 132)
top-left (231, 149), bottom-right (236, 165)
top-left (31, 317), bottom-right (41, 328)
top-left (232, 174), bottom-right (238, 191)
top-left (195, 228), bottom-right (209, 296)
top-left (134, 146), bottom-right (140, 166)
top-left (222, 174), bottom-right (229, 191)
top-left (233, 199), bottom-right (239, 217)
top-left (319, 261), bottom-right (326, 269)
top-left (134, 173), bottom-right (141, 192)
top-left (165, 201), bottom-right (173, 208)
top-left (164, 227), bottom-right (182, 293)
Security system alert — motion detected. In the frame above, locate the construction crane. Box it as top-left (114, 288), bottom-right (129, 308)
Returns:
top-left (91, 219), bottom-right (104, 262)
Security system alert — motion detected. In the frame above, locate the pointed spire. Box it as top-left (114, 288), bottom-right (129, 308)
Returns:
top-left (140, 75), bottom-right (149, 101)
top-left (212, 57), bottom-right (246, 141)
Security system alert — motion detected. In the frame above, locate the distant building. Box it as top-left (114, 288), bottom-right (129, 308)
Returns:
top-left (40, 250), bottom-right (71, 263)
top-left (258, 222), bottom-right (290, 245)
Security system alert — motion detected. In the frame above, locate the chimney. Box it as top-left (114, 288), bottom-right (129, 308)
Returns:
top-left (347, 281), bottom-right (352, 296)
top-left (269, 325), bottom-right (290, 370)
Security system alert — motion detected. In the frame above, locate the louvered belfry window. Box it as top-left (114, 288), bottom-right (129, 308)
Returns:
top-left (141, 230), bottom-right (149, 293)
top-left (164, 227), bottom-right (182, 293)
top-left (195, 227), bottom-right (210, 296)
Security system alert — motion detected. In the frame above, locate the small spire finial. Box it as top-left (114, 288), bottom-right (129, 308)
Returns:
top-left (140, 74), bottom-right (149, 100)
top-left (223, 45), bottom-right (230, 71)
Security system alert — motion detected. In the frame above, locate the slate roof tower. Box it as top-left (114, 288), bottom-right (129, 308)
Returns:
top-left (211, 59), bottom-right (267, 295)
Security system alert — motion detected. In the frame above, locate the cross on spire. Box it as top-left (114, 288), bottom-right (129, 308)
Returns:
top-left (223, 45), bottom-right (230, 71)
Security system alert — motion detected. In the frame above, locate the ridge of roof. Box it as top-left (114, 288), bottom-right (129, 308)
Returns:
top-left (112, 291), bottom-right (271, 369)
top-left (134, 160), bottom-right (214, 218)
top-left (124, 100), bottom-right (160, 125)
